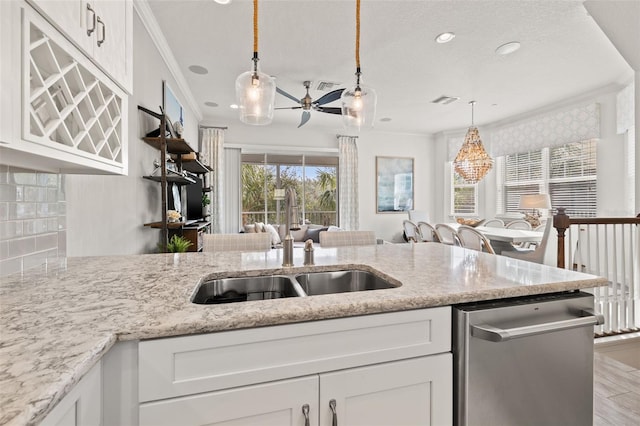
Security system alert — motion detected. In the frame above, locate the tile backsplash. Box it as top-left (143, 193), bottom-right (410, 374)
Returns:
top-left (0, 165), bottom-right (66, 276)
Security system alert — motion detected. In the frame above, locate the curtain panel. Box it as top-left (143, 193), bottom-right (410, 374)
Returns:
top-left (202, 128), bottom-right (225, 233)
top-left (490, 103), bottom-right (600, 157)
top-left (338, 135), bottom-right (359, 230)
top-left (223, 148), bottom-right (241, 233)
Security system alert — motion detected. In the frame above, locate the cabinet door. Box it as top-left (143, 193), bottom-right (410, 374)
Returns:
top-left (319, 354), bottom-right (452, 426)
top-left (140, 375), bottom-right (319, 426)
top-left (28, 0), bottom-right (89, 51)
top-left (17, 5), bottom-right (128, 174)
top-left (86, 0), bottom-right (131, 91)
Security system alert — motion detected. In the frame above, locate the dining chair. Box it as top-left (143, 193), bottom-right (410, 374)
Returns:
top-left (457, 225), bottom-right (495, 254)
top-left (403, 219), bottom-right (421, 242)
top-left (417, 221), bottom-right (440, 242)
top-left (435, 224), bottom-right (461, 246)
top-left (501, 219), bottom-right (552, 264)
top-left (483, 218), bottom-right (505, 228)
top-left (521, 221), bottom-right (548, 249)
top-left (506, 220), bottom-right (532, 230)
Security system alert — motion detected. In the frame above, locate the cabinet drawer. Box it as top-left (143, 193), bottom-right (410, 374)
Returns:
top-left (139, 307), bottom-right (451, 402)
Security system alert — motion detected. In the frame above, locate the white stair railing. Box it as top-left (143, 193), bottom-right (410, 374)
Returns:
top-left (554, 209), bottom-right (640, 335)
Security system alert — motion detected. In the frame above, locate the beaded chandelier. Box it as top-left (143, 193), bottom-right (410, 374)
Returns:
top-left (453, 101), bottom-right (493, 183)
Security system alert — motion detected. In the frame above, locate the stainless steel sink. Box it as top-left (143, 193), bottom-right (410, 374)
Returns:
top-left (191, 275), bottom-right (305, 304)
top-left (192, 270), bottom-right (398, 304)
top-left (294, 270), bottom-right (397, 295)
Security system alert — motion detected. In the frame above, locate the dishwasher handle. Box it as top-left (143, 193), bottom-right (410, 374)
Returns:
top-left (471, 309), bottom-right (604, 342)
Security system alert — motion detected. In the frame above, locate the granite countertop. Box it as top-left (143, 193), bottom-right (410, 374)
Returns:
top-left (0, 243), bottom-right (606, 425)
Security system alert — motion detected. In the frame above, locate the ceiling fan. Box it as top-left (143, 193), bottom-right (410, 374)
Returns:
top-left (275, 81), bottom-right (344, 128)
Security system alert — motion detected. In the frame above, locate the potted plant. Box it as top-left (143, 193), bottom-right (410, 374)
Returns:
top-left (163, 235), bottom-right (193, 253)
top-left (202, 193), bottom-right (211, 217)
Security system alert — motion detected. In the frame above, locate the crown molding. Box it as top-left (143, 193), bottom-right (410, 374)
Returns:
top-left (133, 0), bottom-right (203, 122)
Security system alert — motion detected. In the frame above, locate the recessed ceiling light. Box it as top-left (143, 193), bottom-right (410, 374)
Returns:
top-left (230, 104), bottom-right (239, 109)
top-left (214, 0), bottom-right (231, 4)
top-left (380, 117), bottom-right (392, 122)
top-left (204, 101), bottom-right (218, 107)
top-left (495, 41), bottom-right (521, 55)
top-left (435, 32), bottom-right (456, 44)
top-left (188, 65), bottom-right (208, 75)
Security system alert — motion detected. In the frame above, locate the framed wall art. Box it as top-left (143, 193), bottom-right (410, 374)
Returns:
top-left (163, 81), bottom-right (184, 139)
top-left (376, 156), bottom-right (414, 213)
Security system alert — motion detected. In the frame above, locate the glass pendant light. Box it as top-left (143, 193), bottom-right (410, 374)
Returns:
top-left (341, 0), bottom-right (376, 131)
top-left (235, 0), bottom-right (275, 125)
top-left (453, 101), bottom-right (493, 183)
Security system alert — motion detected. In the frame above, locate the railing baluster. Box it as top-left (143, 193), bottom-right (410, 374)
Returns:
top-left (604, 225), bottom-right (612, 333)
top-left (620, 224), bottom-right (629, 329)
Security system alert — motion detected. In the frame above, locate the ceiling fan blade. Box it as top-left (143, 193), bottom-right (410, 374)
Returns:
top-left (298, 111), bottom-right (311, 128)
top-left (315, 106), bottom-right (342, 115)
top-left (276, 87), bottom-right (301, 104)
top-left (275, 106), bottom-right (302, 110)
top-left (314, 88), bottom-right (345, 105)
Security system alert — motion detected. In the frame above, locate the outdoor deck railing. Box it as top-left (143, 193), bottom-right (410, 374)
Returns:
top-left (553, 208), bottom-right (640, 336)
top-left (242, 211), bottom-right (338, 227)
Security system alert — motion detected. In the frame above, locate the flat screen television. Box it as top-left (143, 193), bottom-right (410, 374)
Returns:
top-left (185, 175), bottom-right (203, 221)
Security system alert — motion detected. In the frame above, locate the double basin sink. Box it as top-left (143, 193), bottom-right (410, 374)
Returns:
top-left (192, 270), bottom-right (399, 304)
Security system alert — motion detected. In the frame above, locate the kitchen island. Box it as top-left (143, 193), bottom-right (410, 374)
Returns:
top-left (0, 243), bottom-right (606, 425)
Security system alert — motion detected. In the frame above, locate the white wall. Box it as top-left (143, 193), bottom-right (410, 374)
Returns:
top-left (65, 12), bottom-right (200, 256)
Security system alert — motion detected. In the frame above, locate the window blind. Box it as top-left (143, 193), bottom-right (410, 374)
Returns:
top-left (451, 167), bottom-right (477, 215)
top-left (497, 140), bottom-right (597, 217)
top-left (549, 140), bottom-right (597, 217)
top-left (503, 150), bottom-right (543, 213)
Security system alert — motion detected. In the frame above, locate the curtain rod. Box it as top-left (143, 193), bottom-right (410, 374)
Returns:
top-left (336, 134), bottom-right (358, 139)
top-left (199, 125), bottom-right (228, 130)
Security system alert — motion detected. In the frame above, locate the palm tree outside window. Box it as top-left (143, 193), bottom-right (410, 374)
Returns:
top-left (242, 153), bottom-right (339, 227)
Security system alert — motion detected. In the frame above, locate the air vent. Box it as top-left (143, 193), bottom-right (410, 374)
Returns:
top-left (315, 81), bottom-right (342, 91)
top-left (431, 95), bottom-right (460, 105)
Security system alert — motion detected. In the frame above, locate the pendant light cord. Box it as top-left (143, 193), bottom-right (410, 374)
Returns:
top-left (253, 0), bottom-right (259, 58)
top-left (470, 101), bottom-right (476, 126)
top-left (355, 0), bottom-right (361, 70)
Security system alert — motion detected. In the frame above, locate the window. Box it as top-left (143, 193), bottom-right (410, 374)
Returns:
top-left (242, 154), bottom-right (338, 226)
top-left (497, 140), bottom-right (597, 217)
top-left (451, 167), bottom-right (478, 216)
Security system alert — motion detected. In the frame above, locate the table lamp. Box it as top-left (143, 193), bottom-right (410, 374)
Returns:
top-left (519, 194), bottom-right (551, 227)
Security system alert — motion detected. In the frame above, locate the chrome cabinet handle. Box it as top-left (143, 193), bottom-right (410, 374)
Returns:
top-left (302, 404), bottom-right (310, 426)
top-left (97, 16), bottom-right (105, 46)
top-left (86, 3), bottom-right (96, 36)
top-left (471, 309), bottom-right (605, 342)
top-left (329, 399), bottom-right (337, 426)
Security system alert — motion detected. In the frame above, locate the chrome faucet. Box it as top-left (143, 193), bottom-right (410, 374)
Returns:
top-left (282, 187), bottom-right (300, 267)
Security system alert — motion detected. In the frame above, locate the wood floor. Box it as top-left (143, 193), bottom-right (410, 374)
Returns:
top-left (593, 336), bottom-right (640, 425)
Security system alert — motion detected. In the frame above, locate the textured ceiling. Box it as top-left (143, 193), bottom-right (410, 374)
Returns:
top-left (146, 0), bottom-right (632, 135)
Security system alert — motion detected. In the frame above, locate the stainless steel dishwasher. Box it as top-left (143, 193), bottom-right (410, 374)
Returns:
top-left (453, 291), bottom-right (604, 426)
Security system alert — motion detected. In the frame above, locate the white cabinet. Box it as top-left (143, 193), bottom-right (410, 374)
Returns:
top-left (140, 356), bottom-right (452, 426)
top-left (40, 361), bottom-right (102, 426)
top-left (0, 1), bottom-right (128, 174)
top-left (27, 0), bottom-right (133, 92)
top-left (138, 308), bottom-right (453, 426)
